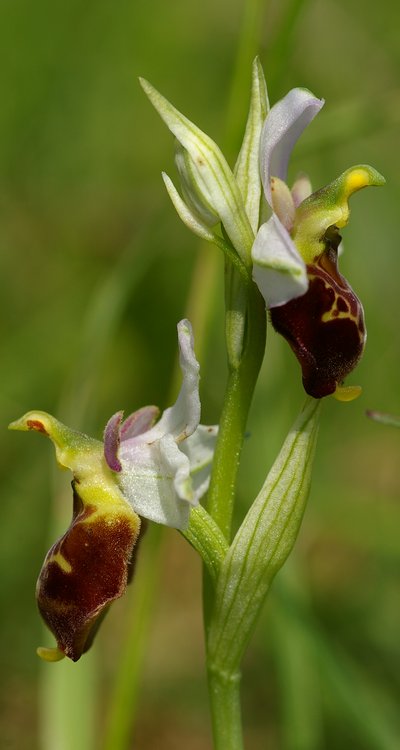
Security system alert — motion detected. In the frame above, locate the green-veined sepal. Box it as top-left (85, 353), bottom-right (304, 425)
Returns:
top-left (207, 398), bottom-right (321, 674)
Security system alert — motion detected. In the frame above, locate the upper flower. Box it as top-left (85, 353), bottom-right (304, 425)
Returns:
top-left (251, 87), bottom-right (385, 398)
top-left (9, 319), bottom-right (217, 660)
top-left (140, 64), bottom-right (385, 399)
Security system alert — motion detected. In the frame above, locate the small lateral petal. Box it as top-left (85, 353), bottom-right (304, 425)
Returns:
top-left (291, 173), bottom-right (313, 207)
top-left (104, 411), bottom-right (123, 472)
top-left (251, 216), bottom-right (308, 308)
top-left (270, 176), bottom-right (296, 231)
top-left (121, 405), bottom-right (160, 440)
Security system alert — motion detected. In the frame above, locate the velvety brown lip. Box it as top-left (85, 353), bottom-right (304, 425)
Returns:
top-left (37, 483), bottom-right (140, 661)
top-left (270, 248), bottom-right (365, 399)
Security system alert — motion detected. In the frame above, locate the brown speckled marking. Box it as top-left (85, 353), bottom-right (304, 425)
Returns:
top-left (37, 482), bottom-right (140, 661)
top-left (271, 236), bottom-right (365, 399)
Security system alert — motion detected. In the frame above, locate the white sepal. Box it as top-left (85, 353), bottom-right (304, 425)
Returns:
top-left (251, 215), bottom-right (308, 308)
top-left (117, 319), bottom-right (216, 530)
top-left (146, 319), bottom-right (200, 443)
top-left (118, 433), bottom-right (193, 529)
top-left (181, 424), bottom-right (218, 501)
top-left (260, 88), bottom-right (324, 205)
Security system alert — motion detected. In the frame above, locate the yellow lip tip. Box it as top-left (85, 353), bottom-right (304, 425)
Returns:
top-left (332, 385), bottom-right (362, 403)
top-left (343, 166), bottom-right (386, 197)
top-left (346, 170), bottom-right (369, 192)
top-left (37, 646), bottom-right (65, 663)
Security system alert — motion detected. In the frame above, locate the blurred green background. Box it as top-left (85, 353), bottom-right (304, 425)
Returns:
top-left (1, 0), bottom-right (399, 748)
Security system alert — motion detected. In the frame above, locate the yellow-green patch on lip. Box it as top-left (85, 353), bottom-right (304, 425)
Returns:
top-left (292, 164), bottom-right (385, 263)
top-left (9, 410), bottom-right (104, 474)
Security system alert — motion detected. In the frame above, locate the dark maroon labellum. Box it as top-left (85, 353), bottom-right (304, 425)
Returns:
top-left (36, 483), bottom-right (140, 661)
top-left (270, 240), bottom-right (365, 399)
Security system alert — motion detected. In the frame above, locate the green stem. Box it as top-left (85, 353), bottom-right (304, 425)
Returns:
top-left (206, 281), bottom-right (266, 540)
top-left (181, 505), bottom-right (229, 582)
top-left (207, 666), bottom-right (244, 750)
top-left (203, 280), bottom-right (266, 740)
top-left (203, 1), bottom-right (268, 745)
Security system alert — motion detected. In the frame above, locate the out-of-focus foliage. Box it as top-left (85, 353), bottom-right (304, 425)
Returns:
top-left (1, 0), bottom-right (399, 748)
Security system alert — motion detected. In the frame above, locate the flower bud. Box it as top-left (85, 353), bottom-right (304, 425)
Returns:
top-left (174, 140), bottom-right (219, 226)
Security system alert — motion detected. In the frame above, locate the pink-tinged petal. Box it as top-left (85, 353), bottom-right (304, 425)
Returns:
top-left (260, 88), bottom-right (324, 205)
top-left (252, 216), bottom-right (308, 308)
top-left (104, 411), bottom-right (123, 472)
top-left (291, 173), bottom-right (313, 207)
top-left (121, 405), bottom-right (160, 440)
top-left (270, 176), bottom-right (295, 231)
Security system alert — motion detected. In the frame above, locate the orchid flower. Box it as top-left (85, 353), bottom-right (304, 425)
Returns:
top-left (141, 66), bottom-right (384, 399)
top-left (252, 88), bottom-right (385, 399)
top-left (9, 319), bottom-right (217, 661)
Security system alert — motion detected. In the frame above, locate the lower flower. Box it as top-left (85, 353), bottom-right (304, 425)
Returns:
top-left (9, 319), bottom-right (217, 661)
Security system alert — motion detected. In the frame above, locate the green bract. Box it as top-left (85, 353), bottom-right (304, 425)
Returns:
top-left (208, 397), bottom-right (321, 674)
